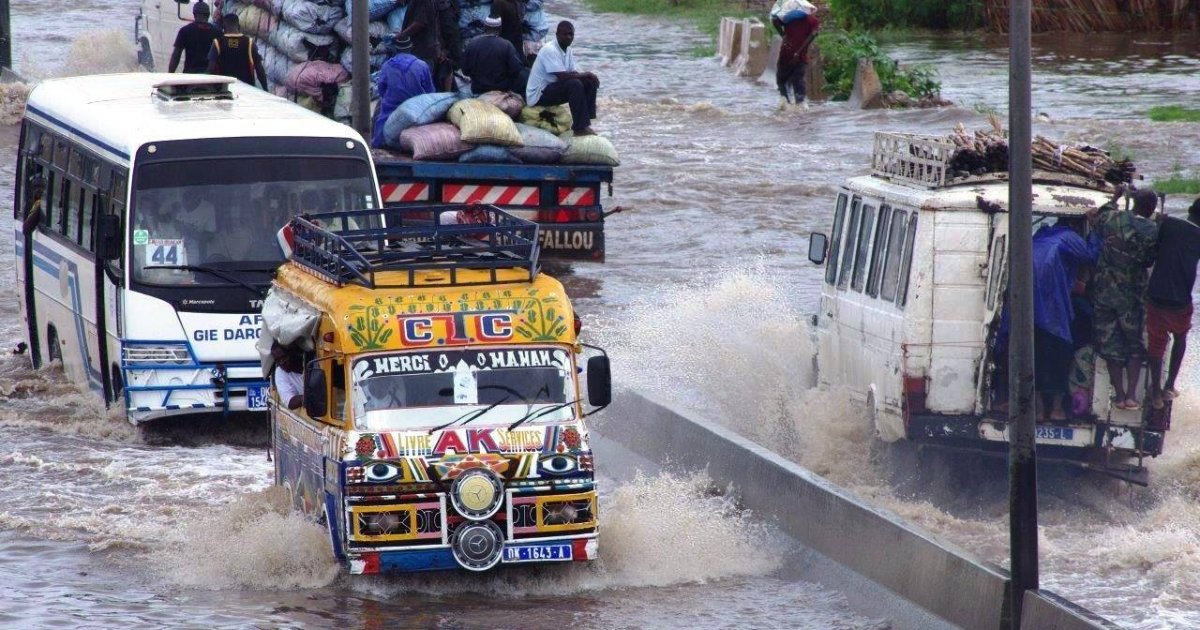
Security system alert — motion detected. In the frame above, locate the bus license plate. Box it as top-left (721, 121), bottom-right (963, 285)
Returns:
top-left (502, 544), bottom-right (572, 563)
top-left (1035, 426), bottom-right (1074, 441)
top-left (247, 385), bottom-right (270, 410)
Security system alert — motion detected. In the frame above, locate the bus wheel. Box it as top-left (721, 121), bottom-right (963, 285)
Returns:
top-left (137, 37), bottom-right (154, 71)
top-left (46, 326), bottom-right (62, 364)
top-left (110, 364), bottom-right (124, 400)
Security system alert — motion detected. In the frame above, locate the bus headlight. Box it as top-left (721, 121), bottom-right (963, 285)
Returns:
top-left (450, 469), bottom-right (503, 521)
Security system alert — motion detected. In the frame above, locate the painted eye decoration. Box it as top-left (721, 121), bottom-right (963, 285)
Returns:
top-left (364, 461), bottom-right (402, 482)
top-left (539, 454), bottom-right (577, 476)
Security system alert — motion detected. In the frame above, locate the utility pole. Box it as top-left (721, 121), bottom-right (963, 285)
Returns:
top-left (350, 0), bottom-right (371, 140)
top-left (0, 0), bottom-right (11, 70)
top-left (1007, 0), bottom-right (1038, 627)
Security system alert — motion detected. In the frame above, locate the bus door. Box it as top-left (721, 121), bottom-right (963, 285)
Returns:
top-left (975, 216), bottom-right (1008, 414)
top-left (98, 170), bottom-right (126, 404)
top-left (16, 124), bottom-right (44, 366)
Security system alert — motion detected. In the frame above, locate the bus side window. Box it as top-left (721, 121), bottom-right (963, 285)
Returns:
top-left (824, 194), bottom-right (848, 285)
top-left (837, 197), bottom-right (862, 290)
top-left (63, 180), bottom-right (81, 244)
top-left (80, 187), bottom-right (97, 252)
top-left (851, 204), bottom-right (876, 292)
top-left (866, 204), bottom-right (893, 297)
top-left (896, 215), bottom-right (919, 308)
top-left (42, 172), bottom-right (60, 233)
top-left (880, 208), bottom-right (909, 303)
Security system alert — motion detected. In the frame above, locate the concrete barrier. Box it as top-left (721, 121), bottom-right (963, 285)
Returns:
top-left (717, 17), bottom-right (744, 67)
top-left (1021, 591), bottom-right (1124, 630)
top-left (599, 390), bottom-right (1120, 630)
top-left (733, 18), bottom-right (770, 78)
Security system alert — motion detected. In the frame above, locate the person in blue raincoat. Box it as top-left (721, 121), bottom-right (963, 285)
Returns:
top-left (372, 35), bottom-right (435, 148)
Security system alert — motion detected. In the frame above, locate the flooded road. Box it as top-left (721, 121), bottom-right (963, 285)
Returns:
top-left (1, 0), bottom-right (1199, 627)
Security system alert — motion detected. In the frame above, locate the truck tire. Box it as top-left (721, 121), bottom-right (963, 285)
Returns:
top-left (46, 326), bottom-right (62, 363)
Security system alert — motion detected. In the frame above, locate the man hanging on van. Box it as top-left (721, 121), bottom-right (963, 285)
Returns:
top-left (169, 2), bottom-right (219, 74)
top-left (1031, 216), bottom-right (1100, 420)
top-left (1090, 186), bottom-right (1159, 410)
top-left (271, 342), bottom-right (304, 410)
top-left (1146, 197), bottom-right (1200, 409)
top-left (206, 14), bottom-right (269, 89)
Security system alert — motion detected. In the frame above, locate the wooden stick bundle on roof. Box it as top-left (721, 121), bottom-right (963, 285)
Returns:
top-left (943, 121), bottom-right (1136, 184)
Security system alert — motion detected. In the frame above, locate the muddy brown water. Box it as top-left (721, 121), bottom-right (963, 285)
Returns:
top-left (1, 0), bottom-right (1199, 627)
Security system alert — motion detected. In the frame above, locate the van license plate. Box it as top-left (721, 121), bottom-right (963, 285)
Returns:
top-left (1035, 426), bottom-right (1074, 441)
top-left (503, 544), bottom-right (572, 563)
top-left (247, 385), bottom-right (270, 410)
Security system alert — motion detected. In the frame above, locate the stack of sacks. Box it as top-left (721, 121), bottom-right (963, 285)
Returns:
top-left (378, 91), bottom-right (617, 166)
top-left (281, 0), bottom-right (345, 35)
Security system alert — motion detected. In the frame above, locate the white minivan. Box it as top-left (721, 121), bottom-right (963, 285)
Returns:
top-left (808, 132), bottom-right (1171, 485)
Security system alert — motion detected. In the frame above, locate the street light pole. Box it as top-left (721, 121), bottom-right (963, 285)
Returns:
top-left (1007, 0), bottom-right (1038, 627)
top-left (350, 0), bottom-right (371, 140)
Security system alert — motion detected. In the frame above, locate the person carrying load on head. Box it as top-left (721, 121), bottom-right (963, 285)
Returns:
top-left (207, 13), bottom-right (268, 89)
top-left (462, 17), bottom-right (527, 96)
top-left (770, 0), bottom-right (820, 108)
top-left (1089, 185), bottom-right (1159, 410)
top-left (170, 2), bottom-right (219, 74)
top-left (371, 35), bottom-right (436, 148)
top-left (1031, 215), bottom-right (1101, 421)
top-left (1146, 197), bottom-right (1200, 409)
top-left (526, 21), bottom-right (599, 136)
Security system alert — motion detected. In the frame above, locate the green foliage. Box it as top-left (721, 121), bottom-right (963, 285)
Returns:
top-left (826, 0), bottom-right (984, 30)
top-left (1153, 176), bottom-right (1200, 195)
top-left (1103, 140), bottom-right (1136, 163)
top-left (1147, 106), bottom-right (1200, 123)
top-left (815, 29), bottom-right (941, 101)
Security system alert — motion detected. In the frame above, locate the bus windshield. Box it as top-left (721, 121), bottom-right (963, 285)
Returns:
top-left (131, 157), bottom-right (376, 286)
top-left (351, 347), bottom-right (576, 432)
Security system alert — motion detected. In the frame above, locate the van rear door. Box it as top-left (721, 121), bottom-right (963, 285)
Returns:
top-left (975, 215), bottom-right (1008, 414)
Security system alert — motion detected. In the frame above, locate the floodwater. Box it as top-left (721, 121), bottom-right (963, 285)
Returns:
top-left (1, 0), bottom-right (1199, 628)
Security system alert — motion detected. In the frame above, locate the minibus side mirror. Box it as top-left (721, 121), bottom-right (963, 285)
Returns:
top-left (586, 355), bottom-right (611, 408)
top-left (97, 215), bottom-right (122, 261)
top-left (808, 232), bottom-right (828, 265)
top-left (304, 361), bottom-right (328, 417)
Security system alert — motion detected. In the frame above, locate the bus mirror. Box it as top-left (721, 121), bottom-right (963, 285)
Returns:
top-left (304, 362), bottom-right (328, 417)
top-left (97, 215), bottom-right (122, 261)
top-left (586, 355), bottom-right (611, 408)
top-left (808, 232), bottom-right (828, 265)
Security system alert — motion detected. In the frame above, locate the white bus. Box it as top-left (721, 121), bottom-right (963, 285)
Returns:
top-left (15, 73), bottom-right (380, 423)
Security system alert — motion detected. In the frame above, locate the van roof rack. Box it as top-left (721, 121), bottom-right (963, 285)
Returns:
top-left (285, 204), bottom-right (540, 289)
top-left (872, 132), bottom-right (956, 188)
top-left (152, 76), bottom-right (236, 102)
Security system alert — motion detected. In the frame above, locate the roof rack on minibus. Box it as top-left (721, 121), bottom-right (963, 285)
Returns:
top-left (285, 204), bottom-right (540, 289)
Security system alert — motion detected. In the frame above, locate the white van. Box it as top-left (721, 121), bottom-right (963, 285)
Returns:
top-left (135, 0), bottom-right (203, 71)
top-left (808, 132), bottom-right (1171, 485)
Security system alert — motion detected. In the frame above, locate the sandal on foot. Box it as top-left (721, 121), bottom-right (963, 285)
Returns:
top-left (1163, 388), bottom-right (1181, 401)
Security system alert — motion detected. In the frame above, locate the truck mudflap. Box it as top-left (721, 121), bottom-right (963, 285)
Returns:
top-left (907, 413), bottom-right (1164, 485)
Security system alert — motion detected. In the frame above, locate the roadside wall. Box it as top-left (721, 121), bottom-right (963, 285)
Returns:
top-left (599, 390), bottom-right (1119, 630)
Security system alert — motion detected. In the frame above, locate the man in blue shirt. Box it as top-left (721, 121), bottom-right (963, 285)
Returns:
top-left (372, 36), bottom-right (435, 148)
top-left (1031, 215), bottom-right (1100, 420)
top-left (526, 21), bottom-right (599, 136)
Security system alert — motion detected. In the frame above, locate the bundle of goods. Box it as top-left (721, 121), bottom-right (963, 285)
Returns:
top-left (770, 0), bottom-right (816, 24)
top-left (379, 91), bottom-right (618, 166)
top-left (946, 122), bottom-right (1134, 184)
top-left (281, 0), bottom-right (345, 35)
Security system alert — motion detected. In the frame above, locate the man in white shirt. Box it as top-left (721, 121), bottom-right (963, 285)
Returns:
top-left (525, 21), bottom-right (599, 136)
top-left (271, 343), bottom-right (304, 410)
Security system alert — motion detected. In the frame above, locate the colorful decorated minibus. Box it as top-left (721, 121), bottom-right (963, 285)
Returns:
top-left (260, 205), bottom-right (610, 573)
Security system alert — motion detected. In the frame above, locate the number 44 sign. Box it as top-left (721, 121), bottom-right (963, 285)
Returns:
top-left (144, 239), bottom-right (188, 267)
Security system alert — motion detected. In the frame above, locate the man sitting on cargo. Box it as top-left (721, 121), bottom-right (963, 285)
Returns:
top-left (462, 17), bottom-right (527, 96)
top-left (1089, 186), bottom-right (1159, 410)
top-left (1146, 197), bottom-right (1200, 409)
top-left (371, 35), bottom-right (436, 148)
top-left (271, 342), bottom-right (304, 411)
top-left (1031, 216), bottom-right (1100, 421)
top-left (526, 21), bottom-right (599, 137)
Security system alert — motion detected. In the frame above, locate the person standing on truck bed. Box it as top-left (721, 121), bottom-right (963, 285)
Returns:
top-left (462, 17), bottom-right (526, 95)
top-left (1146, 197), bottom-right (1200, 409)
top-left (1090, 186), bottom-right (1159, 410)
top-left (527, 21), bottom-right (600, 137)
top-left (491, 0), bottom-right (526, 63)
top-left (435, 0), bottom-right (461, 91)
top-left (371, 35), bottom-right (435, 148)
top-left (394, 0), bottom-right (443, 83)
top-left (169, 2), bottom-right (218, 74)
top-left (1031, 216), bottom-right (1101, 421)
top-left (206, 14), bottom-right (268, 89)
